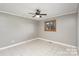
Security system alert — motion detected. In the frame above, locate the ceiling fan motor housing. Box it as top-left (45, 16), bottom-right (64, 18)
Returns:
top-left (36, 9), bottom-right (40, 15)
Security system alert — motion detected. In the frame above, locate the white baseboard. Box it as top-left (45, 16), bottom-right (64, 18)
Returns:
top-left (0, 38), bottom-right (37, 51)
top-left (37, 38), bottom-right (77, 48)
top-left (0, 37), bottom-right (77, 51)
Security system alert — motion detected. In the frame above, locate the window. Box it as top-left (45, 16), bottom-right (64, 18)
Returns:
top-left (45, 20), bottom-right (56, 32)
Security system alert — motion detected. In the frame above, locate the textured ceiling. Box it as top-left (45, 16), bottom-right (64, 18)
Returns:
top-left (0, 3), bottom-right (78, 20)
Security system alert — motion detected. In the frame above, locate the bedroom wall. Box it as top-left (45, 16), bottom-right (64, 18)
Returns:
top-left (0, 12), bottom-right (38, 48)
top-left (38, 13), bottom-right (77, 46)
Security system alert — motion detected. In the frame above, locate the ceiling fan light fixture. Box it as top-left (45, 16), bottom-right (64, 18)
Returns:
top-left (36, 15), bottom-right (40, 18)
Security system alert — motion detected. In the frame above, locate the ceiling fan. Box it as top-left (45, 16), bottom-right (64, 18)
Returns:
top-left (28, 9), bottom-right (47, 18)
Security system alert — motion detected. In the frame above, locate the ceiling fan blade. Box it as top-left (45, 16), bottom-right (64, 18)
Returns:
top-left (28, 13), bottom-right (35, 15)
top-left (40, 14), bottom-right (47, 15)
top-left (32, 15), bottom-right (36, 17)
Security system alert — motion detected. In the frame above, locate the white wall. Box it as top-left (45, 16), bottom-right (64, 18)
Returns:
top-left (0, 12), bottom-right (77, 48)
top-left (0, 12), bottom-right (38, 48)
top-left (38, 13), bottom-right (77, 46)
